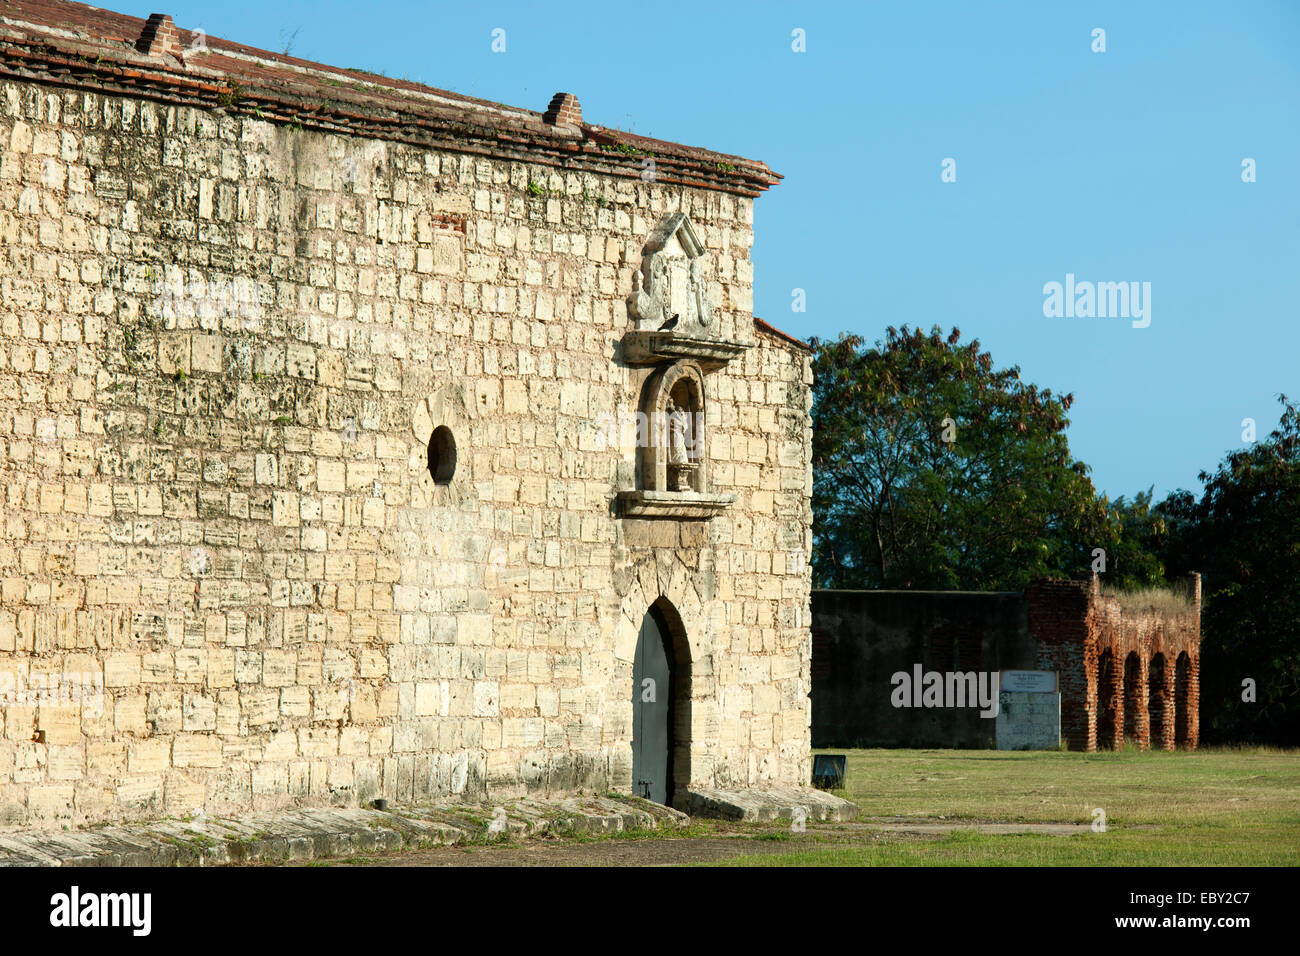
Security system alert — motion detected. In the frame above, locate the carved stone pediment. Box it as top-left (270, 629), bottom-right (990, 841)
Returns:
top-left (623, 213), bottom-right (752, 367)
top-left (628, 213), bottom-right (711, 332)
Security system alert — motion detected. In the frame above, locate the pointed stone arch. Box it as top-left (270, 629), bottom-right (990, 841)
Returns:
top-left (613, 551), bottom-right (717, 804)
top-left (634, 596), bottom-right (693, 806)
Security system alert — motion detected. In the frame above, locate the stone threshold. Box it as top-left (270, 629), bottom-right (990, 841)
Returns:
top-left (680, 786), bottom-right (860, 823)
top-left (0, 795), bottom-right (689, 867)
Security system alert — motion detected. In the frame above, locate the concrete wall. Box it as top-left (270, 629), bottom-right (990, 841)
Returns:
top-left (810, 590), bottom-right (1035, 748)
top-left (0, 76), bottom-right (812, 827)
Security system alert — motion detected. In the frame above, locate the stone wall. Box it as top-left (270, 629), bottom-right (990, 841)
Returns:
top-left (0, 74), bottom-right (812, 826)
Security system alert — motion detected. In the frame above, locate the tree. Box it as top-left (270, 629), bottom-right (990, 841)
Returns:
top-left (810, 326), bottom-right (1114, 590)
top-left (1164, 395), bottom-right (1300, 744)
top-left (1096, 488), bottom-right (1172, 590)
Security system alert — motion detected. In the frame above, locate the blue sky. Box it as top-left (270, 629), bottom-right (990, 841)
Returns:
top-left (122, 0), bottom-right (1299, 502)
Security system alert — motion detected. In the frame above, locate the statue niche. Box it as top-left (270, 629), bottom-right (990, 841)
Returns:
top-left (614, 215), bottom-right (740, 519)
top-left (641, 361), bottom-right (706, 495)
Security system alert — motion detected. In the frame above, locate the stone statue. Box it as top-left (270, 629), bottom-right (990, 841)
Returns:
top-left (629, 253), bottom-right (671, 327)
top-left (666, 398), bottom-right (697, 491)
top-left (667, 399), bottom-right (688, 466)
top-left (690, 257), bottom-right (712, 328)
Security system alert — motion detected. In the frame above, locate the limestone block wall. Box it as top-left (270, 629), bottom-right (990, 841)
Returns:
top-left (0, 76), bottom-right (812, 826)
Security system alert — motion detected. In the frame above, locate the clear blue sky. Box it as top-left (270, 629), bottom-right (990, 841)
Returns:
top-left (122, 0), bottom-right (1299, 502)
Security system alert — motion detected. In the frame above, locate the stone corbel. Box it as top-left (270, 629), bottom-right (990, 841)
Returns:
top-left (615, 489), bottom-right (735, 519)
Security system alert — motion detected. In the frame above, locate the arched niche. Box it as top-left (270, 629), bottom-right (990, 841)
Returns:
top-left (639, 359), bottom-right (707, 494)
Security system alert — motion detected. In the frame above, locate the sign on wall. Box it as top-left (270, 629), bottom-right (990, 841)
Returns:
top-left (996, 670), bottom-right (1061, 750)
top-left (1000, 670), bottom-right (1059, 694)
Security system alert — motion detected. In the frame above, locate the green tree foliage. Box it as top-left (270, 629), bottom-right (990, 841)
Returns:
top-left (1159, 396), bottom-right (1300, 745)
top-left (810, 326), bottom-right (1114, 590)
top-left (1096, 487), bottom-right (1172, 590)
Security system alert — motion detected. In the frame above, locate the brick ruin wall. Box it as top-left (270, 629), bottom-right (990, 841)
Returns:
top-left (813, 575), bottom-right (1200, 752)
top-left (1027, 574), bottom-right (1200, 752)
top-left (0, 78), bottom-right (813, 827)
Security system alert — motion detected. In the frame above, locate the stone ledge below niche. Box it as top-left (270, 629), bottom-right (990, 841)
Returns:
top-left (614, 489), bottom-right (735, 519)
top-left (621, 329), bottom-right (751, 367)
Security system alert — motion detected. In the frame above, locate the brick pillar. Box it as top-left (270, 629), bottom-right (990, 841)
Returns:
top-left (1175, 652), bottom-right (1200, 750)
top-left (1097, 650), bottom-right (1123, 750)
top-left (1187, 572), bottom-right (1201, 751)
top-left (1137, 670), bottom-right (1151, 749)
top-left (1027, 577), bottom-right (1095, 751)
top-left (1149, 654), bottom-right (1174, 750)
top-left (1123, 652), bottom-right (1149, 748)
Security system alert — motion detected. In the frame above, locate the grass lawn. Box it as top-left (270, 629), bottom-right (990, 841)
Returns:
top-left (708, 746), bottom-right (1300, 866)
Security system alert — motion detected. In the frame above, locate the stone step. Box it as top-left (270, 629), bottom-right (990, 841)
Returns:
top-left (0, 795), bottom-right (690, 868)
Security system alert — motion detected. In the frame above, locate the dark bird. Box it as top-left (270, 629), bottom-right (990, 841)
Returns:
top-left (659, 313), bottom-right (679, 331)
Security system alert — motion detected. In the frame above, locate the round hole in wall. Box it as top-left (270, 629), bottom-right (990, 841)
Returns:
top-left (428, 426), bottom-right (456, 485)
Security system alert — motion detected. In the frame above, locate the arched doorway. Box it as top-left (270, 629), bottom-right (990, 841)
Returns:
top-left (632, 599), bottom-right (689, 806)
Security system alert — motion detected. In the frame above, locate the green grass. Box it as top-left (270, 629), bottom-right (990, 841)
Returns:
top-left (704, 747), bottom-right (1300, 866)
top-left (705, 825), bottom-right (1300, 866)
top-left (829, 746), bottom-right (1300, 826)
top-left (1099, 583), bottom-right (1195, 616)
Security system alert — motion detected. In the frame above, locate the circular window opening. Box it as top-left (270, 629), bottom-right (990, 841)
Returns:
top-left (428, 426), bottom-right (456, 485)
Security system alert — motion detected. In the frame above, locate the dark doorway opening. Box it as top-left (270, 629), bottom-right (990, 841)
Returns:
top-left (1097, 649), bottom-right (1118, 750)
top-left (632, 601), bottom-right (677, 805)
